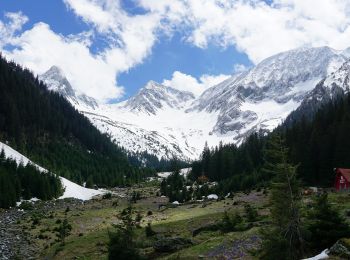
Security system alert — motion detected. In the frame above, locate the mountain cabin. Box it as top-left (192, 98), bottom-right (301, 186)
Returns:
top-left (334, 168), bottom-right (350, 191)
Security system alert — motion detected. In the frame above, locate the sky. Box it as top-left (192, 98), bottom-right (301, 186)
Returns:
top-left (1, 0), bottom-right (350, 102)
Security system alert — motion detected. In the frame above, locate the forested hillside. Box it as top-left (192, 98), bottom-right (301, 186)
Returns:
top-left (190, 93), bottom-right (350, 192)
top-left (0, 55), bottom-right (154, 187)
top-left (0, 149), bottom-right (62, 208)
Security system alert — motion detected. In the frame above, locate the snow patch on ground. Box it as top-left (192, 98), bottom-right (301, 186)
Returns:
top-left (0, 141), bottom-right (103, 201)
top-left (303, 249), bottom-right (329, 260)
top-left (157, 167), bottom-right (192, 179)
top-left (59, 177), bottom-right (103, 200)
top-left (207, 194), bottom-right (219, 200)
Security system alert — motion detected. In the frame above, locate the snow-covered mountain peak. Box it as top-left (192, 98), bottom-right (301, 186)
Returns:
top-left (40, 66), bottom-right (75, 98)
top-left (240, 46), bottom-right (345, 89)
top-left (286, 58), bottom-right (350, 124)
top-left (124, 81), bottom-right (195, 115)
top-left (188, 46), bottom-right (348, 136)
top-left (40, 66), bottom-right (99, 110)
top-left (144, 80), bottom-right (163, 90)
top-left (44, 65), bottom-right (64, 77)
top-left (323, 59), bottom-right (350, 93)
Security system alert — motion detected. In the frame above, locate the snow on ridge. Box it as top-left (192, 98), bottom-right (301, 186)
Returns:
top-left (0, 141), bottom-right (103, 201)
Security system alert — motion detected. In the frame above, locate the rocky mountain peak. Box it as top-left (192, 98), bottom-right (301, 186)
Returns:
top-left (124, 81), bottom-right (195, 115)
top-left (40, 66), bottom-right (75, 98)
top-left (40, 66), bottom-right (98, 110)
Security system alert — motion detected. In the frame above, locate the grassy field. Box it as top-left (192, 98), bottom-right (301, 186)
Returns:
top-left (14, 188), bottom-right (350, 259)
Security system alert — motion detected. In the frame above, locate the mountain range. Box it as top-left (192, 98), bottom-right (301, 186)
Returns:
top-left (39, 46), bottom-right (350, 161)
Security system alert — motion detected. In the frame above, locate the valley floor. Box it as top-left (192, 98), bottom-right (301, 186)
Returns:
top-left (1, 187), bottom-right (350, 259)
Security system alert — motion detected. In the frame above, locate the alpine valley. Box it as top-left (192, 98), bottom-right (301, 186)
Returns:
top-left (40, 46), bottom-right (350, 161)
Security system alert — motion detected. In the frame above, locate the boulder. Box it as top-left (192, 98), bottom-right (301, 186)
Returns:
top-left (329, 238), bottom-right (350, 258)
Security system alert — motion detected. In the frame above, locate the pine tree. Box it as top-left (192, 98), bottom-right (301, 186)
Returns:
top-left (260, 134), bottom-right (304, 260)
top-left (57, 218), bottom-right (72, 245)
top-left (108, 204), bottom-right (140, 260)
top-left (306, 193), bottom-right (350, 252)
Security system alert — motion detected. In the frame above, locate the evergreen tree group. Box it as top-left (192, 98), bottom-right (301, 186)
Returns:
top-left (306, 193), bottom-right (350, 252)
top-left (0, 149), bottom-right (62, 208)
top-left (160, 169), bottom-right (190, 202)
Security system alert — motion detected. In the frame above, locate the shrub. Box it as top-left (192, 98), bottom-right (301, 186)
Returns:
top-left (56, 218), bottom-right (72, 245)
top-left (220, 211), bottom-right (247, 232)
top-left (244, 204), bottom-right (258, 222)
top-left (108, 205), bottom-right (141, 260)
top-left (19, 201), bottom-right (34, 210)
top-left (145, 223), bottom-right (156, 237)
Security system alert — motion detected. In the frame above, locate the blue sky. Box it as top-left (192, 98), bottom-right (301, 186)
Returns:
top-left (1, 0), bottom-right (349, 102)
top-left (117, 34), bottom-right (251, 98)
top-left (0, 0), bottom-right (251, 99)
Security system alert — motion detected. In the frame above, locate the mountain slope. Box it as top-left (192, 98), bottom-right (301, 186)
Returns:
top-left (286, 58), bottom-right (350, 123)
top-left (190, 47), bottom-right (348, 135)
top-left (0, 141), bottom-right (103, 203)
top-left (40, 46), bottom-right (349, 161)
top-left (0, 55), bottom-right (152, 187)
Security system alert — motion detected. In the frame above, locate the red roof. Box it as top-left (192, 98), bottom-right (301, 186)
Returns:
top-left (337, 168), bottom-right (350, 182)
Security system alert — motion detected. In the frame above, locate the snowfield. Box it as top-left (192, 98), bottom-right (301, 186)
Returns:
top-left (0, 142), bottom-right (103, 201)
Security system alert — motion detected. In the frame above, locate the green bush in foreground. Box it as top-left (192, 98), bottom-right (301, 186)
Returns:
top-left (306, 193), bottom-right (350, 253)
top-left (108, 205), bottom-right (141, 260)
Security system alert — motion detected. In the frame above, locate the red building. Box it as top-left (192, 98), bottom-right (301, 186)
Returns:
top-left (334, 168), bottom-right (350, 191)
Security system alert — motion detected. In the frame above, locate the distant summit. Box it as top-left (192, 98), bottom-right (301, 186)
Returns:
top-left (40, 66), bottom-right (99, 110)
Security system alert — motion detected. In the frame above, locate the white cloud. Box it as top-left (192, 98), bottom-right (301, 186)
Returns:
top-left (137, 0), bottom-right (350, 63)
top-left (0, 12), bottom-right (28, 47)
top-left (0, 1), bottom-right (163, 102)
top-left (233, 64), bottom-right (249, 73)
top-left (162, 71), bottom-right (229, 96)
top-left (4, 22), bottom-right (124, 101)
top-left (177, 0), bottom-right (350, 63)
top-left (2, 1), bottom-right (350, 102)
